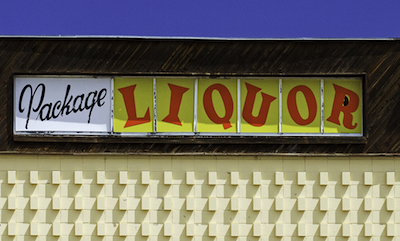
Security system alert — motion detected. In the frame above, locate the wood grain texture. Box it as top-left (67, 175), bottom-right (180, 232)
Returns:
top-left (1, 37), bottom-right (400, 154)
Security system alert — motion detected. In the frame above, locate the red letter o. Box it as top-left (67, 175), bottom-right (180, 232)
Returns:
top-left (287, 85), bottom-right (317, 125)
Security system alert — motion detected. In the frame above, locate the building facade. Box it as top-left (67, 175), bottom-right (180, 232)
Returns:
top-left (1, 37), bottom-right (400, 240)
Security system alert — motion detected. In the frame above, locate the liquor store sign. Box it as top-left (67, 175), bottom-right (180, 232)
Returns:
top-left (14, 76), bottom-right (363, 137)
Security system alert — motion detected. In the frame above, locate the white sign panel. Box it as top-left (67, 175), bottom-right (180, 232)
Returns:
top-left (14, 77), bottom-right (112, 133)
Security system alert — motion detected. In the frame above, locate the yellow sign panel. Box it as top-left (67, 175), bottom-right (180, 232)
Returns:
top-left (114, 78), bottom-right (153, 132)
top-left (324, 79), bottom-right (362, 134)
top-left (282, 79), bottom-right (321, 133)
top-left (112, 77), bottom-right (363, 136)
top-left (197, 79), bottom-right (237, 132)
top-left (156, 78), bottom-right (194, 132)
top-left (240, 79), bottom-right (279, 133)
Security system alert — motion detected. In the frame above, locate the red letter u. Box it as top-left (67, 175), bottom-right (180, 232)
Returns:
top-left (242, 83), bottom-right (276, 126)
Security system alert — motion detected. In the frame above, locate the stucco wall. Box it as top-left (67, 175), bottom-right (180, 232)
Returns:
top-left (0, 154), bottom-right (398, 240)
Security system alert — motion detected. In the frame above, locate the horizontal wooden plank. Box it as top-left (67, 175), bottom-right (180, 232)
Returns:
top-left (13, 135), bottom-right (368, 145)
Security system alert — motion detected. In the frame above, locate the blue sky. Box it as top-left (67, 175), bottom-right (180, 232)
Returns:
top-left (0, 0), bottom-right (399, 38)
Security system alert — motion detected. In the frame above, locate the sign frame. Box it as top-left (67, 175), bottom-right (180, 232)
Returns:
top-left (13, 74), bottom-right (367, 144)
